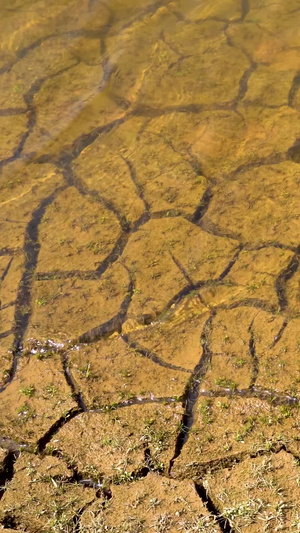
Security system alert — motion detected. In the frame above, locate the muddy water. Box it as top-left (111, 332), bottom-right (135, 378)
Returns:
top-left (2, 0), bottom-right (300, 531)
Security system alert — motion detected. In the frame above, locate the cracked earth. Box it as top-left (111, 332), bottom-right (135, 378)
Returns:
top-left (2, 0), bottom-right (300, 531)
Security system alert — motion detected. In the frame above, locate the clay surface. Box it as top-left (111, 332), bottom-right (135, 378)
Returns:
top-left (1, 0), bottom-right (300, 531)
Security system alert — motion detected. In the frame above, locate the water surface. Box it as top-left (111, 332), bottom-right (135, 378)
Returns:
top-left (1, 1), bottom-right (300, 531)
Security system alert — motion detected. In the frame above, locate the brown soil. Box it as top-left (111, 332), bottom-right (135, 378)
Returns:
top-left (1, 0), bottom-right (300, 531)
top-left (80, 473), bottom-right (219, 532)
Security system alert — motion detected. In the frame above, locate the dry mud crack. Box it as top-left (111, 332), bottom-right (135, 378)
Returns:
top-left (2, 0), bottom-right (300, 531)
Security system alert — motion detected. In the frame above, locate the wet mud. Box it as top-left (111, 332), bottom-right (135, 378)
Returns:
top-left (2, 0), bottom-right (300, 531)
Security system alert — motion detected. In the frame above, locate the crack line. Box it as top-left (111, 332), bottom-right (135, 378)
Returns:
top-left (275, 249), bottom-right (300, 311)
top-left (248, 317), bottom-right (259, 389)
top-left (0, 185), bottom-right (67, 394)
top-left (61, 352), bottom-right (87, 411)
top-left (169, 314), bottom-right (214, 473)
top-left (195, 482), bottom-right (233, 533)
top-left (269, 319), bottom-right (288, 349)
top-left (121, 334), bottom-right (192, 373)
top-left (77, 277), bottom-right (134, 343)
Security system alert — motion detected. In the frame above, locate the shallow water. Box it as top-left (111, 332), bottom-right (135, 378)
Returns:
top-left (2, 0), bottom-right (300, 531)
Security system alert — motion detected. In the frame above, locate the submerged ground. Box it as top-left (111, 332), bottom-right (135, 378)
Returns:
top-left (1, 0), bottom-right (300, 531)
